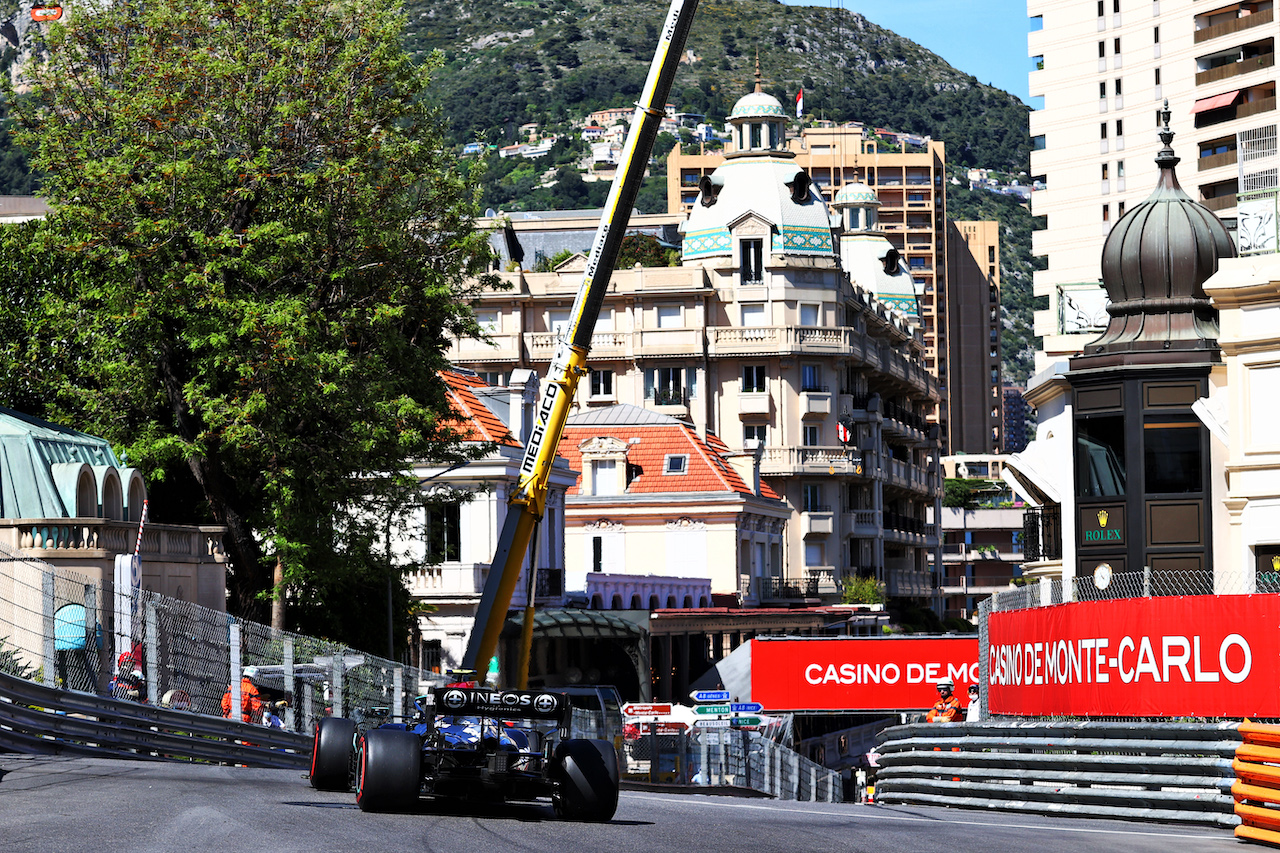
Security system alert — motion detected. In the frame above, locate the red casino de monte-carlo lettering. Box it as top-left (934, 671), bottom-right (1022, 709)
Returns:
top-left (986, 595), bottom-right (1280, 718)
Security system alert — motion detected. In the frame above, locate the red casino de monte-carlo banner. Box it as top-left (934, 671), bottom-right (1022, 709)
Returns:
top-left (987, 595), bottom-right (1280, 718)
top-left (751, 637), bottom-right (979, 712)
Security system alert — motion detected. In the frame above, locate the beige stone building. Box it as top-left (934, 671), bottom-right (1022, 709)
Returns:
top-left (450, 81), bottom-right (942, 605)
top-left (669, 126), bottom-right (1003, 454)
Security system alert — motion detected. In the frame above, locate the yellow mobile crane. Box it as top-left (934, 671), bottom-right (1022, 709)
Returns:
top-left (460, 0), bottom-right (701, 683)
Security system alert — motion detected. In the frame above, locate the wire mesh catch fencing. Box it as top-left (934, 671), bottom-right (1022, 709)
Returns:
top-left (621, 723), bottom-right (842, 802)
top-left (0, 541), bottom-right (447, 736)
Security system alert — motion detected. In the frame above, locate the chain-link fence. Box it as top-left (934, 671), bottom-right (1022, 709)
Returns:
top-left (621, 724), bottom-right (842, 802)
top-left (976, 568), bottom-right (1266, 722)
top-left (0, 541), bottom-right (447, 735)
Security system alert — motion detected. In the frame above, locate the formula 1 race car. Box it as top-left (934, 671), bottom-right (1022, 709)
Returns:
top-left (308, 686), bottom-right (619, 821)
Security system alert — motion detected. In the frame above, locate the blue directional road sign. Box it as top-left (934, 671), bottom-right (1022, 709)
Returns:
top-left (730, 702), bottom-right (763, 714)
top-left (690, 689), bottom-right (730, 703)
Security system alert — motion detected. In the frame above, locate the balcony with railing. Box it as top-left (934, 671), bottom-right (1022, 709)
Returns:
top-left (843, 509), bottom-right (881, 537)
top-left (1194, 7), bottom-right (1274, 44)
top-left (761, 575), bottom-right (817, 601)
top-left (1196, 51), bottom-right (1274, 86)
top-left (802, 507), bottom-right (834, 536)
top-left (1021, 505), bottom-right (1062, 563)
top-left (759, 445), bottom-right (863, 476)
top-left (1198, 148), bottom-right (1238, 171)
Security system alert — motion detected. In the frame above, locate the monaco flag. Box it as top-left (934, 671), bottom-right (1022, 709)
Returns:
top-left (795, 88), bottom-right (804, 118)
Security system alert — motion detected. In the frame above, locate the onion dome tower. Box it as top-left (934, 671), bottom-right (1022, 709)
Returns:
top-left (831, 180), bottom-right (920, 320)
top-left (1066, 103), bottom-right (1234, 593)
top-left (1076, 101), bottom-right (1236, 368)
top-left (680, 61), bottom-right (834, 266)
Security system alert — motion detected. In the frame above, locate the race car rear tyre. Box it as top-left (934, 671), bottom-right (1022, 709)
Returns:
top-left (356, 728), bottom-right (422, 813)
top-left (553, 738), bottom-right (619, 822)
top-left (310, 716), bottom-right (356, 791)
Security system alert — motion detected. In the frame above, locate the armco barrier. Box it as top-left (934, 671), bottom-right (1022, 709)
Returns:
top-left (0, 668), bottom-right (311, 768)
top-left (874, 720), bottom-right (1241, 827)
top-left (1233, 720), bottom-right (1280, 845)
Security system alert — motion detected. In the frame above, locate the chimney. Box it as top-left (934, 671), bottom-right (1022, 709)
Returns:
top-left (725, 441), bottom-right (764, 496)
top-left (507, 368), bottom-right (538, 445)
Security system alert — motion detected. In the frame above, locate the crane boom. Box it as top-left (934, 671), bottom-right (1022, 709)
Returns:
top-left (461, 0), bottom-right (701, 677)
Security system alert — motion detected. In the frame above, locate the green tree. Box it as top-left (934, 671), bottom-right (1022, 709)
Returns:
top-left (1, 0), bottom-right (496, 638)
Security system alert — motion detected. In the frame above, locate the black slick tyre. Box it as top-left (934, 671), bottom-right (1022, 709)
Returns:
top-left (309, 716), bottom-right (356, 791)
top-left (553, 738), bottom-right (620, 822)
top-left (356, 728), bottom-right (422, 813)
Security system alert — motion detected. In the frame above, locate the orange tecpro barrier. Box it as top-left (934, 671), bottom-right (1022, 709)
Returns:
top-left (1233, 720), bottom-right (1280, 845)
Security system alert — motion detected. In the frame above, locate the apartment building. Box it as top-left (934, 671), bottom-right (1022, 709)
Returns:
top-left (669, 127), bottom-right (1002, 454)
top-left (450, 79), bottom-right (942, 605)
top-left (1028, 0), bottom-right (1278, 371)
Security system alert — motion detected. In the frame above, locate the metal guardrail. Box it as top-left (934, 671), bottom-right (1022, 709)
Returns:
top-left (0, 668), bottom-right (311, 768)
top-left (874, 720), bottom-right (1241, 827)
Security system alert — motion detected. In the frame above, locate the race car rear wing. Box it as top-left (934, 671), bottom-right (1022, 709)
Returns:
top-left (432, 687), bottom-right (569, 726)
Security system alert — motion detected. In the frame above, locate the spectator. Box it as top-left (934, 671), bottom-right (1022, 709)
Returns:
top-left (966, 683), bottom-right (981, 722)
top-left (108, 652), bottom-right (147, 703)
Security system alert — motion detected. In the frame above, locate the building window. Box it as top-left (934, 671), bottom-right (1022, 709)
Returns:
top-left (663, 454), bottom-right (688, 475)
top-left (646, 367), bottom-right (695, 403)
top-left (1100, 81), bottom-right (1107, 99)
top-left (1103, 203), bottom-right (1111, 221)
top-left (591, 460), bottom-right (619, 496)
top-left (1117, 160), bottom-right (1125, 178)
top-left (478, 370), bottom-right (507, 387)
top-left (1145, 418), bottom-right (1203, 494)
top-left (422, 639), bottom-right (442, 673)
top-left (1115, 119), bottom-right (1123, 137)
top-left (1114, 78), bottom-right (1122, 96)
top-left (740, 238), bottom-right (764, 284)
top-left (592, 536), bottom-right (603, 572)
top-left (657, 304), bottom-right (683, 329)
top-left (803, 424), bottom-right (821, 446)
top-left (590, 369), bottom-right (614, 399)
top-left (741, 303), bottom-right (766, 326)
top-left (1098, 40), bottom-right (1105, 59)
top-left (801, 363), bottom-right (823, 392)
top-left (549, 309), bottom-right (570, 336)
top-left (476, 309), bottom-right (500, 333)
top-left (1097, 0), bottom-right (1103, 15)
top-left (744, 423), bottom-right (767, 446)
top-left (425, 501), bottom-right (461, 563)
top-left (1113, 37), bottom-right (1120, 54)
top-left (742, 365), bottom-right (767, 393)
top-left (803, 483), bottom-right (824, 512)
top-left (800, 303), bottom-right (820, 326)
top-left (1101, 122), bottom-right (1108, 139)
top-left (1102, 163), bottom-right (1110, 180)
top-left (1154, 68), bottom-right (1161, 85)
top-left (804, 542), bottom-right (825, 567)
top-left (1153, 25), bottom-right (1159, 43)
top-left (1118, 201), bottom-right (1126, 217)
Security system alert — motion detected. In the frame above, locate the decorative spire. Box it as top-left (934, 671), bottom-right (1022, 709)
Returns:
top-left (1155, 98), bottom-right (1179, 170)
top-left (754, 51), bottom-right (763, 93)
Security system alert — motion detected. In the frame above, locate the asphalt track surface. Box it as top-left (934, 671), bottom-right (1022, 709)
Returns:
top-left (0, 754), bottom-right (1242, 853)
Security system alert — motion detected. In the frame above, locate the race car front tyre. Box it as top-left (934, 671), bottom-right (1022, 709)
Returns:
top-left (310, 716), bottom-right (357, 791)
top-left (356, 728), bottom-right (422, 813)
top-left (553, 738), bottom-right (620, 822)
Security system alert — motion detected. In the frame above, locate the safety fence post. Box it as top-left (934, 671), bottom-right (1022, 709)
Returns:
top-left (392, 666), bottom-right (403, 724)
top-left (331, 652), bottom-right (344, 719)
top-left (41, 571), bottom-right (55, 686)
top-left (83, 584), bottom-right (98, 692)
top-left (283, 637), bottom-right (295, 732)
top-left (700, 737), bottom-right (709, 786)
top-left (229, 621), bottom-right (241, 718)
top-left (145, 601), bottom-right (158, 705)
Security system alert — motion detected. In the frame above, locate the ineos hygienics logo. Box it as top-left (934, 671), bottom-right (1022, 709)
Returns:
top-left (442, 689), bottom-right (467, 710)
top-left (533, 693), bottom-right (557, 714)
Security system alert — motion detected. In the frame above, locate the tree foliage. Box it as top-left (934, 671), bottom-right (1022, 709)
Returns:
top-left (0, 0), bottom-right (497, 642)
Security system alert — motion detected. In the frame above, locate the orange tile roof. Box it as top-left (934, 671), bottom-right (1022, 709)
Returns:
top-left (558, 419), bottom-right (779, 500)
top-left (440, 371), bottom-right (520, 447)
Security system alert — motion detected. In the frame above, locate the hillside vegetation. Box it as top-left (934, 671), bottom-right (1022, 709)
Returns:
top-left (406, 0), bottom-right (1031, 172)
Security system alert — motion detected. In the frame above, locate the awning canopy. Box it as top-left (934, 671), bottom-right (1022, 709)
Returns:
top-left (502, 608), bottom-right (647, 640)
top-left (1190, 90), bottom-right (1241, 114)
